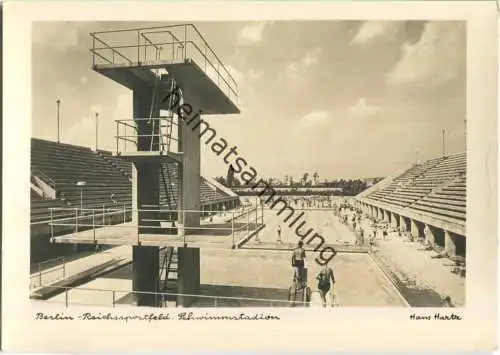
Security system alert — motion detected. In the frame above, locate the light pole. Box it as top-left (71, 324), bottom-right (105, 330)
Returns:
top-left (95, 112), bottom-right (99, 151)
top-left (76, 181), bottom-right (87, 211)
top-left (56, 99), bottom-right (61, 143)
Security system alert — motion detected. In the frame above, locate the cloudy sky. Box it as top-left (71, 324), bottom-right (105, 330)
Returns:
top-left (32, 20), bottom-right (466, 180)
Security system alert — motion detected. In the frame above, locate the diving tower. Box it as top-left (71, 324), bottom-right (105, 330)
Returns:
top-left (50, 24), bottom-right (252, 307)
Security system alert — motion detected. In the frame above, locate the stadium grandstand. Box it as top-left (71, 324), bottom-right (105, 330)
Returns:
top-left (356, 152), bottom-right (466, 258)
top-left (30, 137), bottom-right (240, 263)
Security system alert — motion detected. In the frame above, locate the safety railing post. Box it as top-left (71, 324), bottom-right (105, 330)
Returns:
top-left (92, 34), bottom-right (95, 66)
top-left (102, 204), bottom-right (105, 225)
top-left (214, 297), bottom-right (217, 308)
top-left (92, 209), bottom-right (96, 242)
top-left (183, 25), bottom-right (187, 60)
top-left (38, 263), bottom-right (42, 287)
top-left (171, 33), bottom-right (175, 62)
top-left (116, 121), bottom-right (119, 154)
top-left (75, 208), bottom-right (79, 233)
top-left (65, 289), bottom-right (69, 308)
top-left (247, 209), bottom-right (250, 235)
top-left (182, 210), bottom-right (186, 245)
top-left (50, 208), bottom-right (54, 239)
top-left (137, 30), bottom-right (140, 63)
top-left (255, 203), bottom-right (258, 232)
top-left (123, 204), bottom-right (126, 223)
top-left (231, 210), bottom-right (235, 247)
top-left (112, 290), bottom-right (116, 308)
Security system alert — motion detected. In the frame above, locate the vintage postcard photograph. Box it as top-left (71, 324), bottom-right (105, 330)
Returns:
top-left (2, 1), bottom-right (498, 353)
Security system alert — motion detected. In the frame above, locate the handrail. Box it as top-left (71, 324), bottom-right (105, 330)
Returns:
top-left (37, 284), bottom-right (297, 306)
top-left (187, 40), bottom-right (238, 98)
top-left (91, 34), bottom-right (133, 65)
top-left (90, 24), bottom-right (238, 99)
top-left (188, 24), bottom-right (238, 89)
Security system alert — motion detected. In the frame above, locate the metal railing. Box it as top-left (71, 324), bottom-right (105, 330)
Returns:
top-left (49, 205), bottom-right (261, 248)
top-left (115, 117), bottom-right (180, 155)
top-left (38, 285), bottom-right (297, 308)
top-left (90, 24), bottom-right (238, 105)
top-left (30, 257), bottom-right (66, 289)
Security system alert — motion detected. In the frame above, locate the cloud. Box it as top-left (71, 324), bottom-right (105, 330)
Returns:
top-left (352, 21), bottom-right (401, 44)
top-left (298, 111), bottom-right (331, 128)
top-left (386, 22), bottom-right (465, 89)
top-left (284, 47), bottom-right (323, 86)
top-left (348, 98), bottom-right (380, 118)
top-left (238, 22), bottom-right (266, 44)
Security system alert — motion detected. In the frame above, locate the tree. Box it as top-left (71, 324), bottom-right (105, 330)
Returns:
top-left (313, 172), bottom-right (319, 186)
top-left (302, 173), bottom-right (309, 186)
top-left (215, 176), bottom-right (227, 186)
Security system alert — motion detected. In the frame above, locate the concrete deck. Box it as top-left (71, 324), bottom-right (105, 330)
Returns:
top-left (93, 60), bottom-right (239, 115)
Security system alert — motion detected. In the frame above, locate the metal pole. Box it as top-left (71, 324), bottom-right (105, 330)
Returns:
top-left (183, 210), bottom-right (186, 245)
top-left (442, 129), bottom-right (446, 157)
top-left (75, 208), bottom-right (79, 233)
top-left (247, 208), bottom-right (250, 235)
top-left (95, 112), bottom-right (99, 151)
top-left (137, 30), bottom-right (140, 63)
top-left (50, 208), bottom-right (54, 239)
top-left (65, 290), bottom-right (69, 307)
top-left (80, 188), bottom-right (83, 211)
top-left (184, 25), bottom-right (187, 60)
top-left (102, 204), bottom-right (105, 225)
top-left (116, 122), bottom-right (119, 154)
top-left (38, 263), bottom-right (42, 287)
top-left (231, 210), bottom-right (235, 247)
top-left (63, 258), bottom-right (66, 278)
top-left (112, 291), bottom-right (116, 307)
top-left (92, 209), bottom-right (96, 242)
top-left (56, 100), bottom-right (61, 143)
top-left (92, 34), bottom-right (95, 66)
top-left (123, 204), bottom-right (126, 223)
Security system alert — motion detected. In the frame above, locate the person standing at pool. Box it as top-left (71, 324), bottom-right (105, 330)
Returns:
top-left (277, 225), bottom-right (282, 243)
top-left (317, 262), bottom-right (337, 307)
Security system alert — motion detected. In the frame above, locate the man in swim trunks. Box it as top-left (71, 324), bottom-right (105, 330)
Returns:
top-left (317, 262), bottom-right (337, 307)
top-left (291, 241), bottom-right (306, 287)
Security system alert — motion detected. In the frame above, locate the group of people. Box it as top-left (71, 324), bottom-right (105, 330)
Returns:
top-left (290, 241), bottom-right (338, 307)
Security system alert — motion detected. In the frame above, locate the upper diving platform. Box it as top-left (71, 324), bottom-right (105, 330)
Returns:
top-left (90, 24), bottom-right (239, 115)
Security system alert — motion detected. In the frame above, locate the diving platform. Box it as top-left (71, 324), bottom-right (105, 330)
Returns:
top-left (49, 207), bottom-right (264, 250)
top-left (90, 24), bottom-right (239, 115)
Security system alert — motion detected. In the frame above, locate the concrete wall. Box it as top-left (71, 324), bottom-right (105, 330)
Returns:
top-left (177, 86), bottom-right (201, 233)
top-left (132, 245), bottom-right (159, 307)
top-left (177, 247), bottom-right (201, 307)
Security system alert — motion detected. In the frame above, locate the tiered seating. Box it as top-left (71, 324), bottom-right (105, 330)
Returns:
top-left (368, 157), bottom-right (446, 206)
top-left (98, 150), bottom-right (132, 178)
top-left (366, 152), bottom-right (466, 222)
top-left (31, 198), bottom-right (71, 223)
top-left (31, 139), bottom-right (132, 209)
top-left (411, 174), bottom-right (466, 221)
top-left (31, 139), bottom-right (239, 223)
top-left (31, 189), bottom-right (43, 200)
